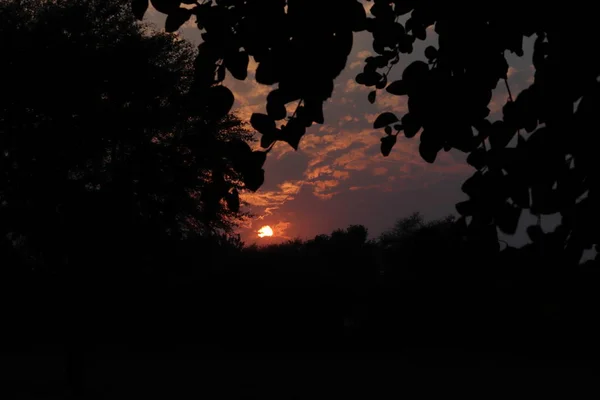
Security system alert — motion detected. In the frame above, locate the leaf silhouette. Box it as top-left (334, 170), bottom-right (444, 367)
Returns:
top-left (386, 80), bottom-right (408, 96)
top-left (151, 0), bottom-right (179, 14)
top-left (402, 60), bottom-right (429, 82)
top-left (401, 113), bottom-right (420, 138)
top-left (380, 135), bottom-right (397, 157)
top-left (281, 119), bottom-right (306, 150)
top-left (350, 0), bottom-right (367, 31)
top-left (165, 8), bottom-right (192, 33)
top-left (419, 141), bottom-right (439, 163)
top-left (424, 46), bottom-right (438, 61)
top-left (243, 168), bottom-right (265, 192)
top-left (207, 85), bottom-right (234, 120)
top-left (225, 189), bottom-right (240, 212)
top-left (267, 101), bottom-right (287, 121)
top-left (466, 147), bottom-right (487, 170)
top-left (260, 133), bottom-right (276, 149)
top-left (456, 200), bottom-right (475, 216)
top-left (225, 50), bottom-right (249, 81)
top-left (250, 113), bottom-right (276, 135)
top-left (256, 58), bottom-right (278, 85)
top-left (132, 0), bottom-right (149, 20)
top-left (496, 202), bottom-right (521, 235)
top-left (394, 2), bottom-right (414, 16)
top-left (368, 90), bottom-right (377, 104)
top-left (250, 150), bottom-right (267, 169)
top-left (373, 112), bottom-right (399, 129)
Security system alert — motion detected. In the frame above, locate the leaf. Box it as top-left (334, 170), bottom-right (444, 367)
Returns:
top-left (216, 64), bottom-right (225, 83)
top-left (368, 90), bottom-right (377, 104)
top-left (466, 147), bottom-right (487, 170)
top-left (510, 183), bottom-right (530, 209)
top-left (151, 0), bottom-right (179, 14)
top-left (266, 101), bottom-right (287, 121)
top-left (251, 151), bottom-right (267, 168)
top-left (281, 118), bottom-right (306, 150)
top-left (380, 135), bottom-right (397, 157)
top-left (350, 0), bottom-right (367, 32)
top-left (250, 113), bottom-right (276, 134)
top-left (243, 168), bottom-right (265, 192)
top-left (394, 2), bottom-right (414, 16)
top-left (456, 200), bottom-right (475, 216)
top-left (496, 202), bottom-right (521, 235)
top-left (424, 46), bottom-right (438, 61)
top-left (237, 151), bottom-right (268, 192)
top-left (260, 133), bottom-right (276, 149)
top-left (413, 24), bottom-right (427, 41)
top-left (384, 126), bottom-right (392, 135)
top-left (132, 0), bottom-right (149, 20)
top-left (256, 58), bottom-right (278, 85)
top-left (488, 120), bottom-right (516, 149)
top-left (419, 141), bottom-right (439, 163)
top-left (526, 225), bottom-right (544, 243)
top-left (386, 80), bottom-right (408, 96)
top-left (373, 112), bottom-right (399, 129)
top-left (225, 189), bottom-right (240, 213)
top-left (165, 8), bottom-right (193, 33)
top-left (461, 171), bottom-right (484, 197)
top-left (207, 85), bottom-right (234, 120)
top-left (401, 113), bottom-right (420, 138)
top-left (362, 71), bottom-right (382, 87)
top-left (375, 74), bottom-right (388, 89)
top-left (303, 100), bottom-right (325, 124)
top-left (402, 60), bottom-right (429, 82)
top-left (225, 50), bottom-right (249, 81)
top-left (393, 124), bottom-right (403, 131)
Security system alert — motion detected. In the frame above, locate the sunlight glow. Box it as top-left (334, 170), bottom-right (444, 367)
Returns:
top-left (258, 225), bottom-right (274, 238)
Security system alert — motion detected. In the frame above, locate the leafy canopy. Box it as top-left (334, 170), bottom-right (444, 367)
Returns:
top-left (138, 1), bottom-right (598, 265)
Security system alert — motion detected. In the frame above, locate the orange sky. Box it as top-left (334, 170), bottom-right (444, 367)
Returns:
top-left (146, 3), bottom-right (537, 246)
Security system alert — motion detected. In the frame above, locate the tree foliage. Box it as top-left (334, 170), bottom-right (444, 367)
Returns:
top-left (140, 1), bottom-right (600, 265)
top-left (0, 0), bottom-right (253, 273)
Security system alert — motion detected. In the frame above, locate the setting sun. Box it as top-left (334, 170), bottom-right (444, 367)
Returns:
top-left (258, 225), bottom-right (274, 238)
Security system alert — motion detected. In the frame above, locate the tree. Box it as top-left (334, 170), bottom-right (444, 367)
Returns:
top-left (140, 1), bottom-right (600, 266)
top-left (0, 0), bottom-right (253, 275)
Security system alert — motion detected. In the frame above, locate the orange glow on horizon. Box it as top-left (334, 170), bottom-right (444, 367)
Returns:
top-left (258, 225), bottom-right (274, 238)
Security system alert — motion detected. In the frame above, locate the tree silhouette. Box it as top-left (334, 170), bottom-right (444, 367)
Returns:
top-left (0, 0), bottom-right (253, 276)
top-left (141, 1), bottom-right (600, 266)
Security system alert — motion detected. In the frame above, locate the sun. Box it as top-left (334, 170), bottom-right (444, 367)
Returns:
top-left (258, 225), bottom-right (274, 238)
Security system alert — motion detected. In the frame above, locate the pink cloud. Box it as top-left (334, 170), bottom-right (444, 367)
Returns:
top-left (373, 167), bottom-right (388, 176)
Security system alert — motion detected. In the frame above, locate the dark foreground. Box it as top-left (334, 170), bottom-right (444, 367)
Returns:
top-left (3, 268), bottom-right (600, 399)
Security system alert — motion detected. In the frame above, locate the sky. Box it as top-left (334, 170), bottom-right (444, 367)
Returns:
top-left (146, 3), bottom-right (540, 246)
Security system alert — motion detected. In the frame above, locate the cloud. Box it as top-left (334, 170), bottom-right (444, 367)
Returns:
top-left (241, 180), bottom-right (303, 210)
top-left (345, 79), bottom-right (369, 93)
top-left (375, 94), bottom-right (408, 111)
top-left (350, 184), bottom-right (384, 191)
top-left (305, 165), bottom-right (333, 180)
top-left (373, 167), bottom-right (388, 176)
top-left (349, 60), bottom-right (363, 70)
top-left (271, 221), bottom-right (292, 238)
top-left (333, 170), bottom-right (350, 180)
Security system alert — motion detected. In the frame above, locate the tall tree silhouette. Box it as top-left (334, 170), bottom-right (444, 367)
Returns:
top-left (142, 1), bottom-right (600, 266)
top-left (0, 1), bottom-right (258, 397)
top-left (0, 0), bottom-right (252, 276)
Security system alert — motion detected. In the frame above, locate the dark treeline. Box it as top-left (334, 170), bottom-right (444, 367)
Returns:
top-left (2, 0), bottom-right (600, 398)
